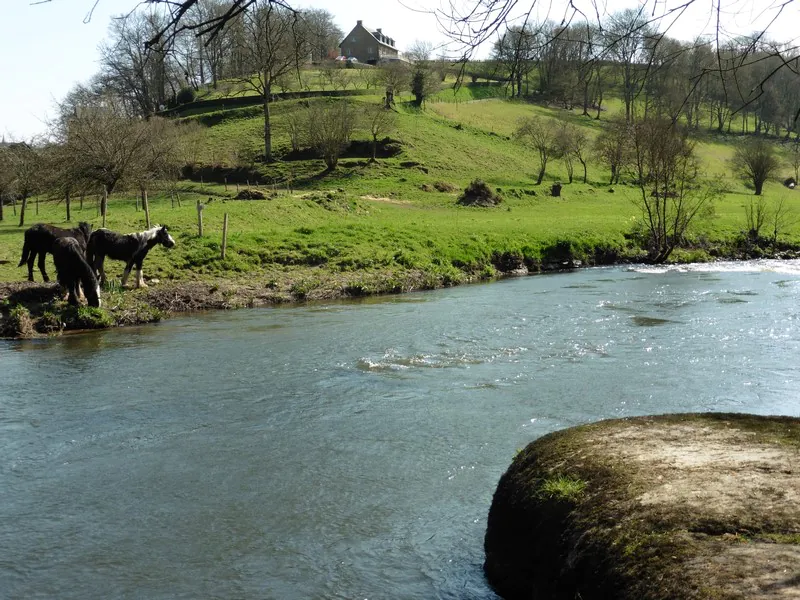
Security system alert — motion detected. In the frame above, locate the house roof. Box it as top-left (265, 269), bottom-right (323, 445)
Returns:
top-left (340, 21), bottom-right (396, 49)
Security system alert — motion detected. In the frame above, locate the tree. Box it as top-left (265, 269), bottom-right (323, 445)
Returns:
top-left (237, 0), bottom-right (309, 162)
top-left (789, 141), bottom-right (800, 183)
top-left (379, 61), bottom-right (411, 103)
top-left (515, 116), bottom-right (558, 184)
top-left (593, 118), bottom-right (630, 184)
top-left (98, 11), bottom-right (176, 117)
top-left (305, 100), bottom-right (356, 171)
top-left (627, 118), bottom-right (713, 263)
top-left (364, 104), bottom-right (397, 162)
top-left (53, 96), bottom-right (175, 225)
top-left (732, 138), bottom-right (780, 195)
top-left (406, 40), bottom-right (439, 106)
top-left (556, 123), bottom-right (589, 184)
top-left (301, 9), bottom-right (342, 62)
top-left (6, 142), bottom-right (43, 228)
top-left (0, 147), bottom-right (14, 222)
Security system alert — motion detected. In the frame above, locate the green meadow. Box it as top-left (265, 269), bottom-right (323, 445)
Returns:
top-left (2, 92), bottom-right (799, 302)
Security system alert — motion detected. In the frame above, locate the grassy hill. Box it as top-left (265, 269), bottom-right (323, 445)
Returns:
top-left (1, 89), bottom-right (799, 334)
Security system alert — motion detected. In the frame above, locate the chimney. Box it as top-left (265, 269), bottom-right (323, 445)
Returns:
top-left (376, 28), bottom-right (382, 34)
top-left (357, 20), bottom-right (362, 26)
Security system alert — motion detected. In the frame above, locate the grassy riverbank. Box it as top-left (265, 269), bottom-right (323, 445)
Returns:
top-left (2, 96), bottom-right (799, 337)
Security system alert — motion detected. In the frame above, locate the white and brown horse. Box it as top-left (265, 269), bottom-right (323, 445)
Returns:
top-left (87, 225), bottom-right (175, 288)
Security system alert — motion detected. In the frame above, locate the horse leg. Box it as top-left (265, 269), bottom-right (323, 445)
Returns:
top-left (37, 252), bottom-right (50, 283)
top-left (135, 259), bottom-right (147, 288)
top-left (67, 283), bottom-right (79, 306)
top-left (94, 256), bottom-right (106, 285)
top-left (27, 252), bottom-right (36, 282)
top-left (121, 261), bottom-right (133, 288)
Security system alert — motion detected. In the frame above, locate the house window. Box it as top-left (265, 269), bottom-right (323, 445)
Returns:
top-left (345, 48), bottom-right (350, 56)
top-left (351, 37), bottom-right (357, 42)
top-left (368, 47), bottom-right (373, 54)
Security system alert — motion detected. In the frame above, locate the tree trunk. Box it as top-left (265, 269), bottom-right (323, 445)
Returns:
top-left (536, 159), bottom-right (547, 185)
top-left (371, 135), bottom-right (378, 162)
top-left (263, 81), bottom-right (273, 163)
top-left (0, 194), bottom-right (4, 221)
top-left (755, 180), bottom-right (764, 196)
top-left (66, 189), bottom-right (71, 222)
top-left (18, 195), bottom-right (27, 227)
top-left (101, 185), bottom-right (108, 228)
top-left (142, 186), bottom-right (151, 228)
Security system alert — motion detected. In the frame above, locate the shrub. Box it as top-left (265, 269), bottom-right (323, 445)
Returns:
top-left (176, 87), bottom-right (196, 105)
top-left (457, 179), bottom-right (503, 206)
top-left (4, 305), bottom-right (35, 338)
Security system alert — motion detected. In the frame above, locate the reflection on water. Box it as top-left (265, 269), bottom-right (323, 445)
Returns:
top-left (3, 262), bottom-right (800, 599)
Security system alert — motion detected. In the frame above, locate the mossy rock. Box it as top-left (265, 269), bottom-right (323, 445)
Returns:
top-left (485, 413), bottom-right (800, 599)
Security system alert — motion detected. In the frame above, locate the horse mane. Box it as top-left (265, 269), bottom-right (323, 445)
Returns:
top-left (136, 225), bottom-right (163, 243)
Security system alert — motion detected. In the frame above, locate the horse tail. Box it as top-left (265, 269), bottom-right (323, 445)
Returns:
top-left (18, 234), bottom-right (31, 268)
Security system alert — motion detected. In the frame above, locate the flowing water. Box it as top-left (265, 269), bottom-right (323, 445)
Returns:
top-left (3, 261), bottom-right (800, 599)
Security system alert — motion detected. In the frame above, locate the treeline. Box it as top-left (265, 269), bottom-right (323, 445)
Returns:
top-left (82, 0), bottom-right (342, 117)
top-left (492, 8), bottom-right (800, 136)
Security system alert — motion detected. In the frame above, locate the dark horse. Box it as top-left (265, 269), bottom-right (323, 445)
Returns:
top-left (87, 225), bottom-right (175, 288)
top-left (52, 237), bottom-right (101, 307)
top-left (18, 222), bottom-right (93, 282)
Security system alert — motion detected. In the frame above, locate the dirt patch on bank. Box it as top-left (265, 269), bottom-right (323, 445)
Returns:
top-left (484, 413), bottom-right (800, 600)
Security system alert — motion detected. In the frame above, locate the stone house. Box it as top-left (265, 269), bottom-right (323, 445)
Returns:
top-left (339, 20), bottom-right (399, 64)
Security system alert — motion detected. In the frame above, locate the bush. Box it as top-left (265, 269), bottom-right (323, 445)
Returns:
top-left (457, 179), bottom-right (503, 206)
top-left (3, 304), bottom-right (35, 338)
top-left (176, 87), bottom-right (196, 105)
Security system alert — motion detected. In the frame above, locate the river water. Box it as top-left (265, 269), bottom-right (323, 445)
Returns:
top-left (3, 261), bottom-right (800, 599)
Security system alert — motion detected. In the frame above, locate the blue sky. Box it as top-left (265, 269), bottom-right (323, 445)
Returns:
top-left (2, 0), bottom-right (797, 140)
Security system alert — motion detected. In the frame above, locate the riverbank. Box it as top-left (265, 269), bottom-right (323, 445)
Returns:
top-left (484, 413), bottom-right (800, 600)
top-left (6, 244), bottom-right (800, 339)
top-left (0, 267), bottom-right (480, 338)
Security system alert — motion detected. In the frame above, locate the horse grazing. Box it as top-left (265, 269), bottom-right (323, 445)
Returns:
top-left (52, 237), bottom-right (101, 307)
top-left (18, 222), bottom-right (93, 282)
top-left (87, 225), bottom-right (175, 288)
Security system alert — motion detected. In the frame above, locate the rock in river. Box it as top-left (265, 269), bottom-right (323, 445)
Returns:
top-left (484, 413), bottom-right (800, 599)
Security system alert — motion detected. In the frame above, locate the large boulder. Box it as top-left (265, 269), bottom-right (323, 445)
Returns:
top-left (485, 413), bottom-right (800, 599)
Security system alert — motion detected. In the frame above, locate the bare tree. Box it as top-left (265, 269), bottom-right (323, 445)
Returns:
top-left (54, 97), bottom-right (170, 225)
top-left (406, 40), bottom-right (439, 106)
top-left (305, 100), bottom-right (357, 171)
top-left (99, 11), bottom-right (176, 116)
top-left (379, 61), bottom-right (412, 102)
top-left (556, 123), bottom-right (590, 183)
top-left (744, 196), bottom-right (768, 242)
top-left (789, 140), bottom-right (800, 182)
top-left (237, 0), bottom-right (308, 162)
top-left (6, 142), bottom-right (43, 228)
top-left (0, 147), bottom-right (14, 222)
top-left (364, 104), bottom-right (397, 162)
top-left (593, 117), bottom-right (630, 184)
top-left (301, 8), bottom-right (342, 62)
top-left (732, 138), bottom-right (781, 195)
top-left (628, 118), bottom-right (713, 263)
top-left (515, 116), bottom-right (558, 184)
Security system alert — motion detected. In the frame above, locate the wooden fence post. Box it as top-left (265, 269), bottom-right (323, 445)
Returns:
top-left (142, 188), bottom-right (151, 228)
top-left (221, 213), bottom-right (229, 259)
top-left (65, 189), bottom-right (71, 221)
top-left (196, 199), bottom-right (204, 236)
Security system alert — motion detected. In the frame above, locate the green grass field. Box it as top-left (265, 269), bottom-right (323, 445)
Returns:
top-left (3, 95), bottom-right (799, 296)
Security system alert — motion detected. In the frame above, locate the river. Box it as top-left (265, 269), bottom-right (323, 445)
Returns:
top-left (3, 261), bottom-right (800, 599)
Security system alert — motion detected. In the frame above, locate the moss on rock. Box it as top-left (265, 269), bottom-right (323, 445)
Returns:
top-left (484, 413), bottom-right (800, 599)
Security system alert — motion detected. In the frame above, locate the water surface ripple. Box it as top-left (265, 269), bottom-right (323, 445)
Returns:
top-left (2, 261), bottom-right (800, 599)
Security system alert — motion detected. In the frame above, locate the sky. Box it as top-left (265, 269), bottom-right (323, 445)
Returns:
top-left (2, 0), bottom-right (798, 140)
